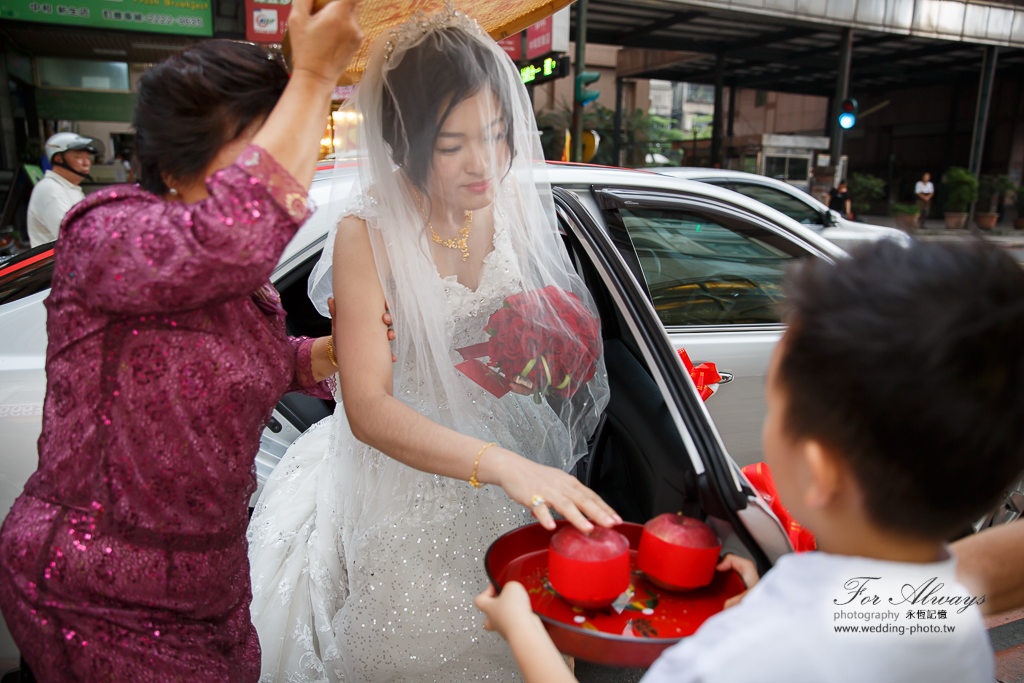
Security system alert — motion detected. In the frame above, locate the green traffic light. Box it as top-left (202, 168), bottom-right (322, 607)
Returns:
top-left (576, 71), bottom-right (600, 106)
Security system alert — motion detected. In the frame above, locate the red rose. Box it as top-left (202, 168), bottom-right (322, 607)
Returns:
top-left (464, 287), bottom-right (603, 399)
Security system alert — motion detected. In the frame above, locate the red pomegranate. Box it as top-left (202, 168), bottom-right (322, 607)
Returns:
top-left (638, 513), bottom-right (722, 591)
top-left (548, 526), bottom-right (630, 609)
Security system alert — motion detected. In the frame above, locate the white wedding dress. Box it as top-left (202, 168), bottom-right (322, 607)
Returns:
top-left (247, 198), bottom-right (577, 682)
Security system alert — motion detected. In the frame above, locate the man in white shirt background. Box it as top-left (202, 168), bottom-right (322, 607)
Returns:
top-left (914, 172), bottom-right (935, 231)
top-left (27, 133), bottom-right (96, 248)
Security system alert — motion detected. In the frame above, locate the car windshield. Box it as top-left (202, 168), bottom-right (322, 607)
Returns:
top-left (728, 183), bottom-right (822, 225)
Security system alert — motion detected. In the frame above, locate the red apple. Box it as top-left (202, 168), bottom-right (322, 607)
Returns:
top-left (644, 513), bottom-right (719, 548)
top-left (550, 526), bottom-right (630, 562)
top-left (548, 526), bottom-right (630, 609)
top-left (638, 513), bottom-right (722, 591)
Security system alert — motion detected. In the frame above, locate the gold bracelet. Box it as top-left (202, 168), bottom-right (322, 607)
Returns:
top-left (469, 442), bottom-right (496, 489)
top-left (325, 335), bottom-right (338, 367)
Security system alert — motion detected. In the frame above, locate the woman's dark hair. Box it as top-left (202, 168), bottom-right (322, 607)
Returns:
top-left (779, 240), bottom-right (1024, 539)
top-left (381, 27), bottom-right (515, 191)
top-left (133, 40), bottom-right (289, 195)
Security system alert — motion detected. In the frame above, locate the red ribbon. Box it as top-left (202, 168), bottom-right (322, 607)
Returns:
top-left (741, 462), bottom-right (817, 552)
top-left (677, 348), bottom-right (722, 402)
top-left (455, 344), bottom-right (511, 398)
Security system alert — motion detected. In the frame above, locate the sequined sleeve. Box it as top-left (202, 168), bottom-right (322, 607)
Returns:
top-left (290, 336), bottom-right (337, 399)
top-left (58, 145), bottom-right (312, 315)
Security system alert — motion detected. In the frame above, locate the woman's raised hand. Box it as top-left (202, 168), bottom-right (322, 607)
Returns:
top-left (288, 0), bottom-right (363, 85)
top-left (251, 0), bottom-right (362, 189)
top-left (481, 448), bottom-right (622, 533)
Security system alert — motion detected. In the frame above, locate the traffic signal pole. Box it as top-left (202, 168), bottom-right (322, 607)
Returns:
top-left (829, 27), bottom-right (853, 176)
top-left (967, 45), bottom-right (998, 229)
top-left (572, 0), bottom-right (588, 163)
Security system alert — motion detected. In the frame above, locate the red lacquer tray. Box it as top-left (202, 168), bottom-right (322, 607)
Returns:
top-left (485, 520), bottom-right (745, 668)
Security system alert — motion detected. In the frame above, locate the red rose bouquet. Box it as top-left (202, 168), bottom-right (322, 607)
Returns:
top-left (456, 286), bottom-right (602, 402)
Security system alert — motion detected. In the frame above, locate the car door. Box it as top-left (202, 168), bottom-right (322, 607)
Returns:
top-left (553, 187), bottom-right (790, 570)
top-left (591, 186), bottom-right (830, 468)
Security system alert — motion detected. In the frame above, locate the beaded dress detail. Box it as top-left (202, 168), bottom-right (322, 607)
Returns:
top-left (248, 194), bottom-right (564, 682)
top-left (248, 12), bottom-right (609, 682)
top-left (0, 145), bottom-right (334, 683)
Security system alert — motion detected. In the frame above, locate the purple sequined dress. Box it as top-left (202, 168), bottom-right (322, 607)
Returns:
top-left (0, 146), bottom-right (333, 682)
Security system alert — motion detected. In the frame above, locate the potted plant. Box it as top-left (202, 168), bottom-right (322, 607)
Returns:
top-left (975, 174), bottom-right (1014, 230)
top-left (890, 202), bottom-right (920, 232)
top-left (1015, 186), bottom-right (1024, 230)
top-left (942, 167), bottom-right (977, 230)
top-left (848, 173), bottom-right (886, 218)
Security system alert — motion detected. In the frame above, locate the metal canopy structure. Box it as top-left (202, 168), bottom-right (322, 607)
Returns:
top-left (581, 0), bottom-right (1024, 96)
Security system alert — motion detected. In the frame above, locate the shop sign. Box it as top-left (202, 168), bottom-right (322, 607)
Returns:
top-left (496, 35), bottom-right (520, 61)
top-left (519, 54), bottom-right (569, 87)
top-left (0, 0), bottom-right (212, 36)
top-left (245, 0), bottom-right (290, 43)
top-left (525, 8), bottom-right (568, 60)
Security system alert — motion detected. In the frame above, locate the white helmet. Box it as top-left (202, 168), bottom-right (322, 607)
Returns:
top-left (44, 133), bottom-right (97, 162)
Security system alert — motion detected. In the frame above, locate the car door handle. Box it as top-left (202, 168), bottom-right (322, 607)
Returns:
top-left (717, 371), bottom-right (734, 384)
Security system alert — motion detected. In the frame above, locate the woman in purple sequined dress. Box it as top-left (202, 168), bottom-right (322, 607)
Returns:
top-left (0, 2), bottom-right (363, 680)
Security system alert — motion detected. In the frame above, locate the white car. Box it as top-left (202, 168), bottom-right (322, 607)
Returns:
top-left (656, 167), bottom-right (909, 253)
top-left (1, 163), bottom-right (1016, 666)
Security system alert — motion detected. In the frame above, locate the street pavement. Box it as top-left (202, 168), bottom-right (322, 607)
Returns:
top-left (860, 215), bottom-right (1024, 264)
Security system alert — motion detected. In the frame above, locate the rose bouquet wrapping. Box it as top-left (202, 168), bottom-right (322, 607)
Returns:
top-left (456, 286), bottom-right (602, 402)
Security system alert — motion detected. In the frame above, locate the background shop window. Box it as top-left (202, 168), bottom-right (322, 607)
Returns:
top-left (38, 59), bottom-right (130, 91)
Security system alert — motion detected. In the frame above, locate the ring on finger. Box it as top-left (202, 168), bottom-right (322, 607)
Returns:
top-left (530, 495), bottom-right (546, 508)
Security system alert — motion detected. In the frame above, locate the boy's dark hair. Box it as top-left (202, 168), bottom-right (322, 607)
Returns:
top-left (381, 26), bottom-right (516, 193)
top-left (780, 240), bottom-right (1024, 539)
top-left (133, 40), bottom-right (289, 196)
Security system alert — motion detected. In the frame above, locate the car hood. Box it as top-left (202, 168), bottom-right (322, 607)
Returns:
top-left (824, 217), bottom-right (911, 251)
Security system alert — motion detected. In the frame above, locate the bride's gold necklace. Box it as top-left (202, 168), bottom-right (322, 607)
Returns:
top-left (417, 192), bottom-right (472, 262)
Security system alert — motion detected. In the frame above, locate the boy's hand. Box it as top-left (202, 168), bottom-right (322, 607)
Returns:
top-left (717, 553), bottom-right (759, 609)
top-left (474, 582), bottom-right (537, 640)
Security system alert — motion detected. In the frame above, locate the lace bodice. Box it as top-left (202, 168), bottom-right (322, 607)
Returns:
top-left (439, 209), bottom-right (522, 351)
top-left (348, 192), bottom-right (523, 352)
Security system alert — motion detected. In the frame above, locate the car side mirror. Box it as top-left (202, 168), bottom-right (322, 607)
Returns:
top-left (823, 210), bottom-right (840, 227)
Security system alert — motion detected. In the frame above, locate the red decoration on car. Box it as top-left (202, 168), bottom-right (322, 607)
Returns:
top-left (742, 462), bottom-right (817, 552)
top-left (677, 348), bottom-right (722, 401)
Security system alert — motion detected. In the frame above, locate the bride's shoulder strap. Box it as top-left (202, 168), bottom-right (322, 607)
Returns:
top-left (346, 188), bottom-right (382, 224)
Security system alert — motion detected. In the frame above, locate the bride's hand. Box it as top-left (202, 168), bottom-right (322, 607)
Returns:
top-left (487, 449), bottom-right (622, 533)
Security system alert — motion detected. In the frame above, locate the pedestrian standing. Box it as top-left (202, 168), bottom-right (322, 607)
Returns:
top-left (828, 180), bottom-right (852, 220)
top-left (915, 172), bottom-right (934, 230)
top-left (27, 133), bottom-right (96, 247)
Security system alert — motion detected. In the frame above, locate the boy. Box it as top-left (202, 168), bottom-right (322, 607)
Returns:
top-left (476, 240), bottom-right (1024, 682)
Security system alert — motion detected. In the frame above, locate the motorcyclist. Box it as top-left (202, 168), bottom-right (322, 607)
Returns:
top-left (27, 132), bottom-right (96, 247)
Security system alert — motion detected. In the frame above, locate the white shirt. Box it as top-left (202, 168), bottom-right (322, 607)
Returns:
top-left (27, 170), bottom-right (86, 247)
top-left (641, 550), bottom-right (993, 683)
top-left (915, 181), bottom-right (935, 196)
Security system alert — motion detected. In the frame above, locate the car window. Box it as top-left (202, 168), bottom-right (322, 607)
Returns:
top-left (617, 207), bottom-right (802, 326)
top-left (728, 183), bottom-right (821, 225)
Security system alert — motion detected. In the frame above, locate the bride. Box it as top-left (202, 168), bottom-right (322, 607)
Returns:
top-left (247, 9), bottom-right (614, 682)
